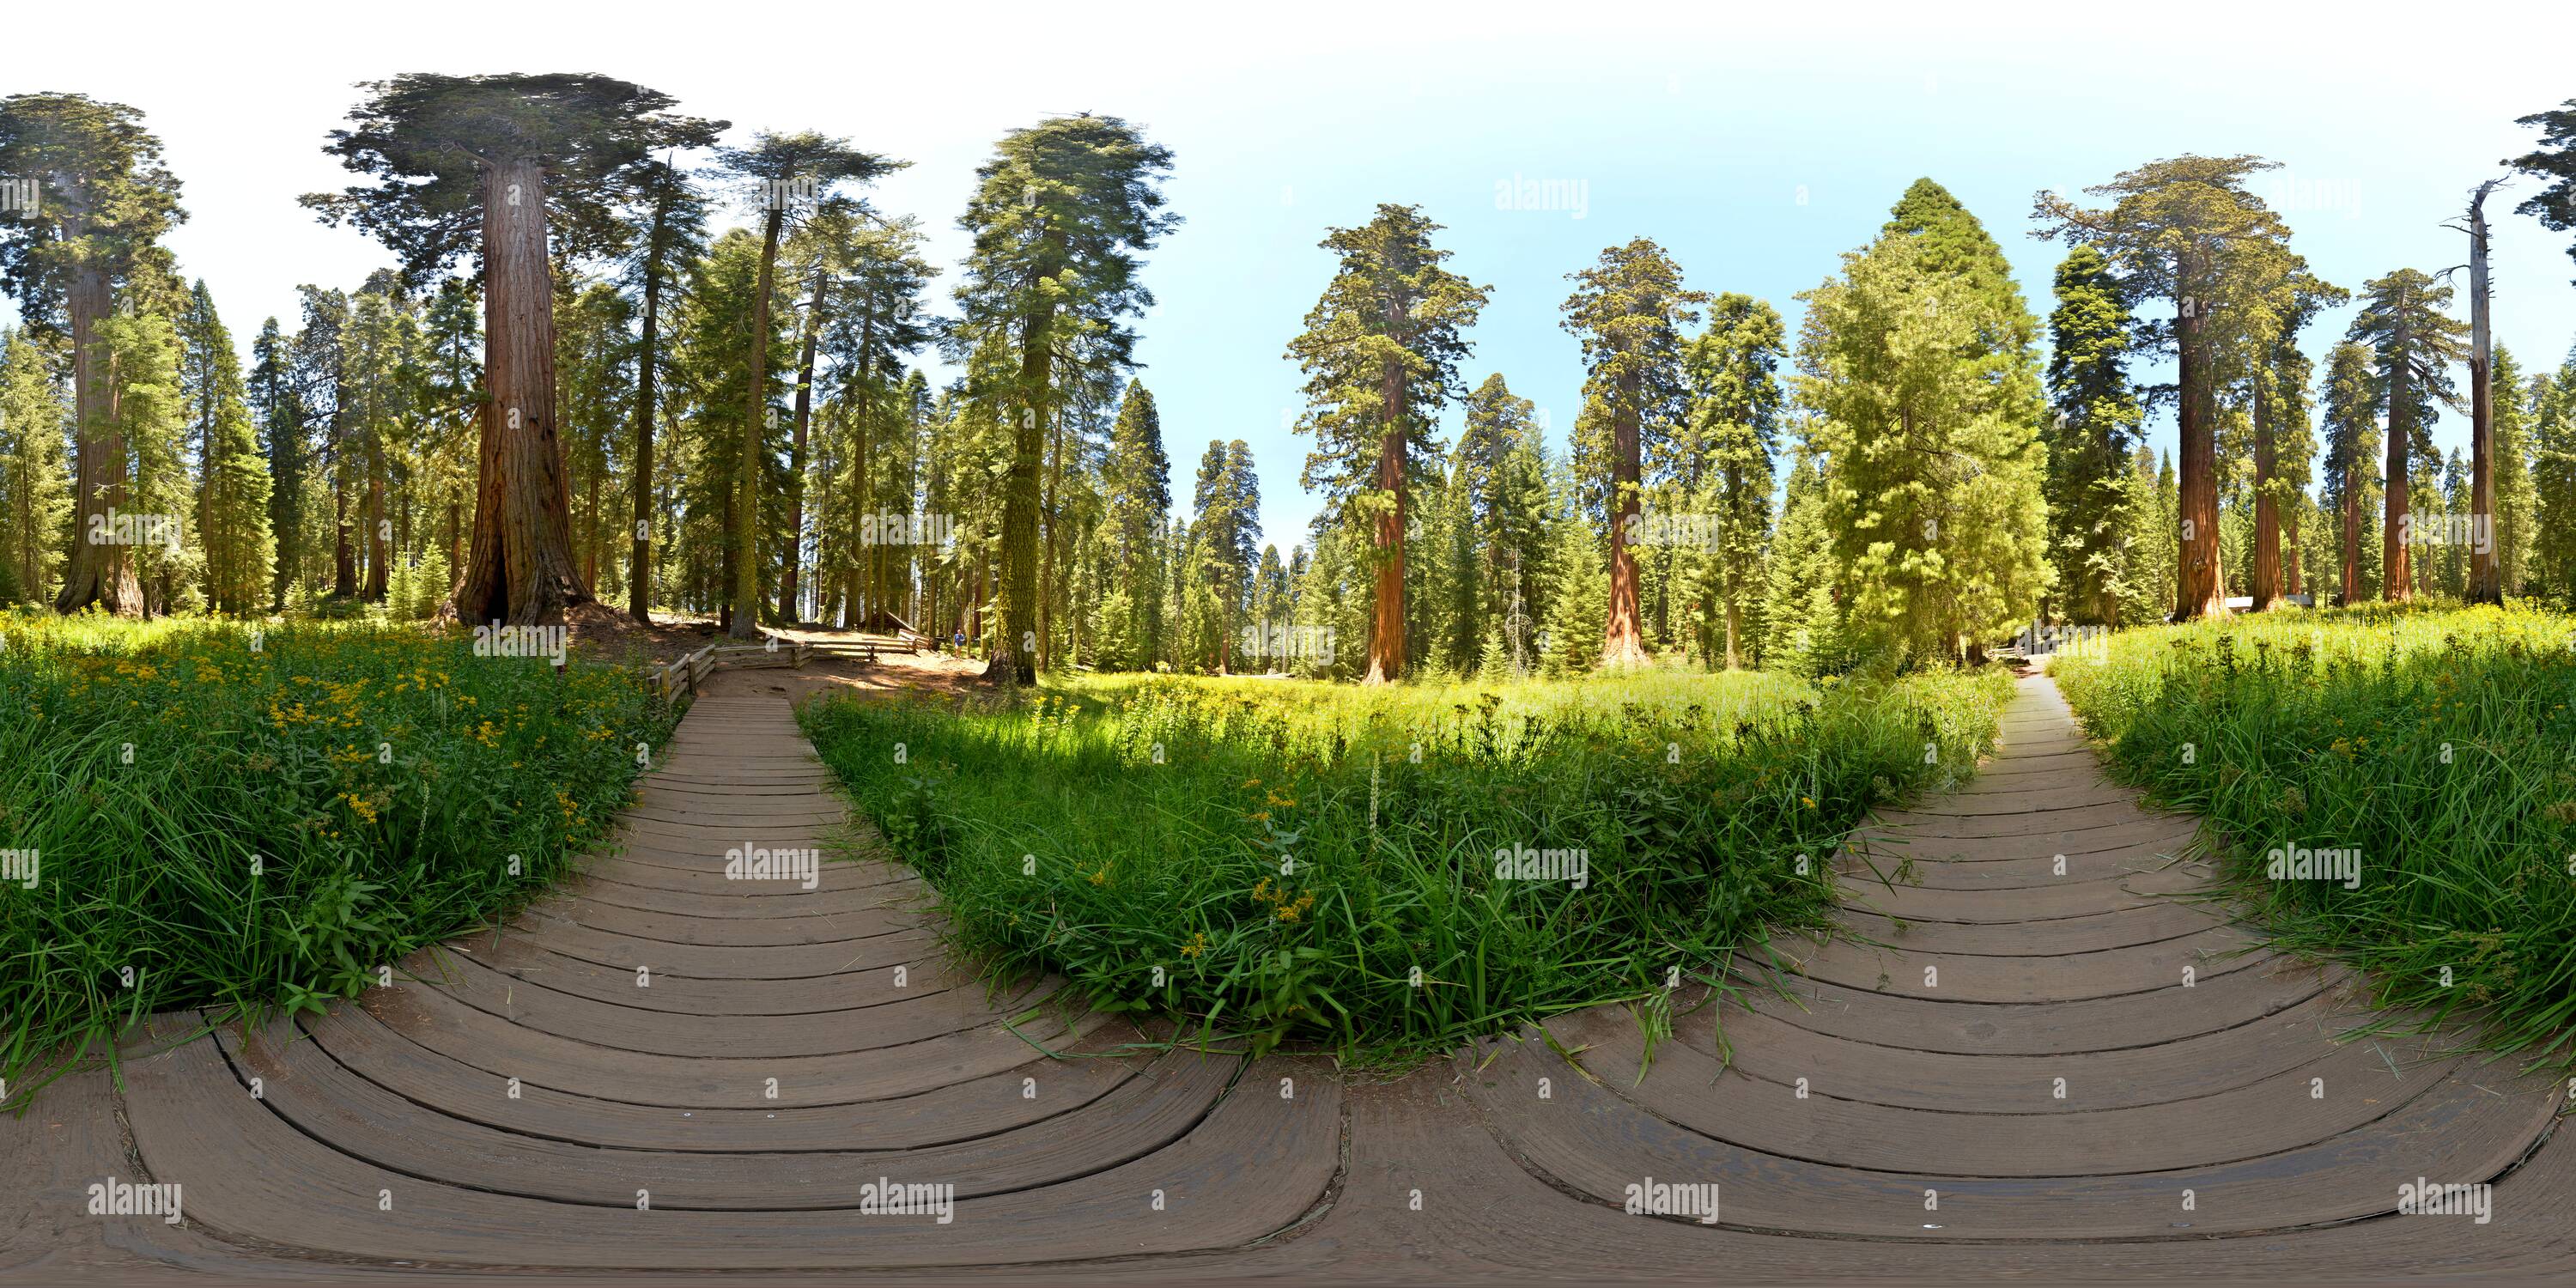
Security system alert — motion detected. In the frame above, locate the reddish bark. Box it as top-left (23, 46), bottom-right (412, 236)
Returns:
top-left (2172, 281), bottom-right (2227, 620)
top-left (1602, 371), bottom-right (1649, 664)
top-left (1364, 349), bottom-right (1408, 683)
top-left (53, 263), bottom-right (143, 615)
top-left (2383, 313), bottom-right (2414, 603)
top-left (2251, 374), bottom-right (2281, 611)
top-left (451, 158), bottom-right (592, 628)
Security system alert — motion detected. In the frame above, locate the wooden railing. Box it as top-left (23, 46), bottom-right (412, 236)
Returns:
top-left (642, 639), bottom-right (815, 702)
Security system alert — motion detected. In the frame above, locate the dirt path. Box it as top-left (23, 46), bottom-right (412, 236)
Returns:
top-left (8, 671), bottom-right (2570, 1282)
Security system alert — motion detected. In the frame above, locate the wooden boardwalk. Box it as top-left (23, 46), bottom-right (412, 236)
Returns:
top-left (9, 670), bottom-right (2571, 1282)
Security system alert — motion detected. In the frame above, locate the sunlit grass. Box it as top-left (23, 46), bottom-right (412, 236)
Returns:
top-left (0, 610), bottom-right (680, 1102)
top-left (802, 665), bottom-right (2015, 1063)
top-left (2054, 601), bottom-right (2576, 1066)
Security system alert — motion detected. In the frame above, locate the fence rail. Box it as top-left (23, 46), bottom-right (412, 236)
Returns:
top-left (641, 639), bottom-right (813, 702)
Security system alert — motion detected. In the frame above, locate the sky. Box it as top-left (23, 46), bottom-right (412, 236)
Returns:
top-left (9, 0), bottom-right (2576, 552)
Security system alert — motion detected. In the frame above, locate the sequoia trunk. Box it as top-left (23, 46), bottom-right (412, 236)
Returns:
top-left (452, 158), bottom-right (592, 628)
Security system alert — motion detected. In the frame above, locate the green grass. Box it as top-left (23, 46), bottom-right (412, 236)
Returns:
top-left (0, 611), bottom-right (680, 1103)
top-left (800, 664), bottom-right (2014, 1063)
top-left (2052, 601), bottom-right (2576, 1066)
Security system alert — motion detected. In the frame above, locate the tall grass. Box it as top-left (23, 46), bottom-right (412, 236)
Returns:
top-left (801, 665), bottom-right (2014, 1062)
top-left (2053, 602), bottom-right (2576, 1065)
top-left (0, 612), bottom-right (678, 1102)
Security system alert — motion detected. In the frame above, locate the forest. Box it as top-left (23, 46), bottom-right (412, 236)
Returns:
top-left (7, 78), bottom-right (2575, 680)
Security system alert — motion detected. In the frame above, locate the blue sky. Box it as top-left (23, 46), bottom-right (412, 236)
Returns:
top-left (10, 1), bottom-right (2574, 552)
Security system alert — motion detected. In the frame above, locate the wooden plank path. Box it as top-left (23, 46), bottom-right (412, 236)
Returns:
top-left (8, 670), bottom-right (2572, 1282)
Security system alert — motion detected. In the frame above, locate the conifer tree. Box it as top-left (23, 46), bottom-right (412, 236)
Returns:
top-left (2345, 268), bottom-right (2468, 601)
top-left (306, 73), bottom-right (720, 626)
top-left (1450, 374), bottom-right (1553, 673)
top-left (1804, 182), bottom-right (2049, 665)
top-left (1285, 204), bottom-right (1485, 683)
top-left (245, 317), bottom-right (305, 608)
top-left (1760, 441), bottom-right (1840, 675)
top-left (1103, 381), bottom-right (1171, 664)
top-left (92, 307), bottom-right (189, 612)
top-left (611, 149), bottom-right (712, 621)
top-left (953, 114), bottom-right (1176, 683)
top-left (2043, 246), bottom-right (2144, 623)
top-left (2237, 258), bottom-right (2342, 610)
top-left (2506, 98), bottom-right (2576, 283)
top-left (2318, 340), bottom-right (2382, 604)
top-left (819, 216), bottom-right (936, 630)
top-left (2532, 354), bottom-right (2576, 600)
top-left (0, 93), bottom-right (187, 614)
top-left (0, 328), bottom-right (71, 604)
top-left (2035, 156), bottom-right (2293, 619)
top-left (1680, 293), bottom-right (1784, 667)
top-left (1563, 237), bottom-right (1706, 667)
top-left (671, 228), bottom-right (793, 624)
top-left (176, 281), bottom-right (276, 613)
top-left (712, 135), bottom-right (901, 635)
top-left (1185, 438), bottom-right (1259, 671)
top-left (2148, 449), bottom-right (2180, 613)
top-left (2254, 338), bottom-right (2322, 607)
top-left (2490, 344), bottom-right (2540, 595)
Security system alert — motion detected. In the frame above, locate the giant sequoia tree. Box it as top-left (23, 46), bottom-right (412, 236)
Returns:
top-left (1562, 237), bottom-right (1706, 668)
top-left (2232, 255), bottom-right (2342, 611)
top-left (1285, 204), bottom-right (1487, 683)
top-left (953, 115), bottom-right (1175, 683)
top-left (2036, 156), bottom-right (2292, 620)
top-left (0, 93), bottom-right (185, 615)
top-left (2345, 268), bottom-right (2467, 602)
top-left (304, 74), bottom-right (721, 626)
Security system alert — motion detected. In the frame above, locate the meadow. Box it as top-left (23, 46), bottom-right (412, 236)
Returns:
top-left (799, 665), bottom-right (2016, 1061)
top-left (0, 612), bottom-right (679, 1099)
top-left (2053, 603), bottom-right (2576, 1064)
